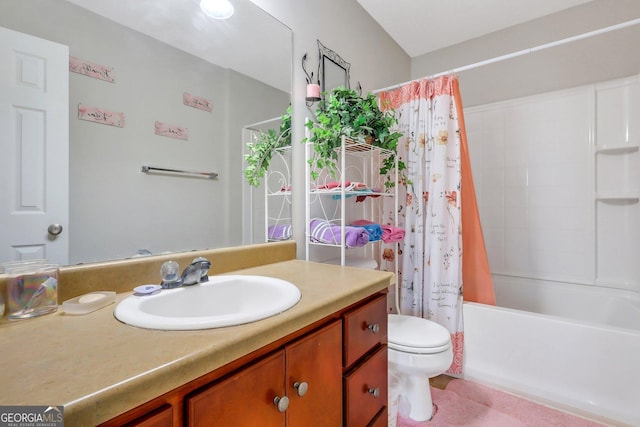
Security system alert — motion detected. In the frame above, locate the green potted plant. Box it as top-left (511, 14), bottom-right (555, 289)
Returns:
top-left (244, 105), bottom-right (292, 187)
top-left (304, 87), bottom-right (405, 188)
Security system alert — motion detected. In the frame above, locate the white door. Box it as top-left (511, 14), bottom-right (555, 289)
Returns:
top-left (0, 27), bottom-right (69, 265)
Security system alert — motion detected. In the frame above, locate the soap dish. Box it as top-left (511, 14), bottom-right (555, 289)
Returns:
top-left (62, 291), bottom-right (116, 315)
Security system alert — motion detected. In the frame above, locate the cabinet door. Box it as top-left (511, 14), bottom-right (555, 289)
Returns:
top-left (186, 351), bottom-right (286, 427)
top-left (286, 320), bottom-right (342, 426)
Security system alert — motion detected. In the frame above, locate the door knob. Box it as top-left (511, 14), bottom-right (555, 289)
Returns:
top-left (48, 224), bottom-right (63, 236)
top-left (273, 395), bottom-right (289, 412)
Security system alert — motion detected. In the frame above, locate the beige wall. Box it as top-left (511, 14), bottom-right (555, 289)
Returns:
top-left (411, 0), bottom-right (640, 107)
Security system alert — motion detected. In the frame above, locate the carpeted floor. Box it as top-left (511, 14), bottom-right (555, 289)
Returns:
top-left (395, 379), bottom-right (606, 427)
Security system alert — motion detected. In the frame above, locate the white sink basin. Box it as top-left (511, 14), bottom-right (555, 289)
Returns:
top-left (114, 275), bottom-right (301, 330)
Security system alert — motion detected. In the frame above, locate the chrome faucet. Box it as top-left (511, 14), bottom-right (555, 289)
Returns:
top-left (181, 257), bottom-right (211, 286)
top-left (160, 258), bottom-right (211, 289)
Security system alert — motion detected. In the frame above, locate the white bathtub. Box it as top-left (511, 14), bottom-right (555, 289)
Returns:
top-left (462, 275), bottom-right (640, 426)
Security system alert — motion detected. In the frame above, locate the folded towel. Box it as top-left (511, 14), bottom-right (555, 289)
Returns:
top-left (309, 219), bottom-right (369, 248)
top-left (268, 223), bottom-right (292, 241)
top-left (351, 223), bottom-right (382, 242)
top-left (351, 219), bottom-right (376, 226)
top-left (332, 188), bottom-right (373, 200)
top-left (351, 219), bottom-right (405, 243)
top-left (382, 224), bottom-right (405, 243)
top-left (314, 181), bottom-right (351, 190)
top-left (356, 188), bottom-right (382, 202)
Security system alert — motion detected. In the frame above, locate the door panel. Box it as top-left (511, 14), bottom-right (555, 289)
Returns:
top-left (0, 26), bottom-right (69, 264)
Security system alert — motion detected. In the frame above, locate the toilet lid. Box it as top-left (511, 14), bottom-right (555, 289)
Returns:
top-left (388, 314), bottom-right (452, 354)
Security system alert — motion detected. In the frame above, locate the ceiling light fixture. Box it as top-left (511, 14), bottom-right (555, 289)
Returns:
top-left (200, 0), bottom-right (234, 20)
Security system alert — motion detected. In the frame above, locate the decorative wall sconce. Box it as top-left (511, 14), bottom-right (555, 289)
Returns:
top-left (302, 53), bottom-right (321, 105)
top-left (306, 83), bottom-right (321, 102)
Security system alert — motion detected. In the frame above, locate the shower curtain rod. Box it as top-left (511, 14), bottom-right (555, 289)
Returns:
top-left (373, 18), bottom-right (640, 94)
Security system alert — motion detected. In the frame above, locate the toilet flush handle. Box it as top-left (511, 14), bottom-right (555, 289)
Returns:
top-left (367, 323), bottom-right (380, 333)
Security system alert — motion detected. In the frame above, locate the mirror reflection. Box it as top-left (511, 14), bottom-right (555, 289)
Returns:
top-left (318, 40), bottom-right (351, 93)
top-left (0, 0), bottom-right (291, 266)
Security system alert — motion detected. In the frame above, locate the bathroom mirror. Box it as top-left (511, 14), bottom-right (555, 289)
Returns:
top-left (0, 0), bottom-right (291, 265)
top-left (318, 39), bottom-right (351, 93)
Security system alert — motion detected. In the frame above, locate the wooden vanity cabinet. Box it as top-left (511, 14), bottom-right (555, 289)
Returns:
top-left (342, 293), bottom-right (388, 427)
top-left (186, 320), bottom-right (342, 426)
top-left (99, 293), bottom-right (387, 427)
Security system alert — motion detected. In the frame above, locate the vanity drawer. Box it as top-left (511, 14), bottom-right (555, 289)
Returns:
top-left (122, 404), bottom-right (172, 427)
top-left (343, 293), bottom-right (387, 367)
top-left (343, 345), bottom-right (388, 427)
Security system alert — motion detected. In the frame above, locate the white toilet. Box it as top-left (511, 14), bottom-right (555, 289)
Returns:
top-left (388, 313), bottom-right (453, 421)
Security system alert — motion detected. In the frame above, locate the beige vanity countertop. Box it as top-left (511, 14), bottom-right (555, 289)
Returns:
top-left (0, 259), bottom-right (393, 426)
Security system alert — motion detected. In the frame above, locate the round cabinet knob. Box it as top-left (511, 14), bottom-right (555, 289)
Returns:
top-left (367, 323), bottom-right (380, 333)
top-left (47, 224), bottom-right (63, 236)
top-left (368, 387), bottom-right (380, 398)
top-left (293, 381), bottom-right (309, 397)
top-left (273, 395), bottom-right (289, 412)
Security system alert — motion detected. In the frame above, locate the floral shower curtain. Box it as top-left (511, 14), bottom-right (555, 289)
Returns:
top-left (379, 75), bottom-right (494, 374)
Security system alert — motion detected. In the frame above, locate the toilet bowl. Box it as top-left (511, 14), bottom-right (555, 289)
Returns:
top-left (388, 313), bottom-right (453, 421)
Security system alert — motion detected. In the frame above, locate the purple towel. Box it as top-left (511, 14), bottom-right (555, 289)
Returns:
top-left (309, 219), bottom-right (369, 248)
top-left (268, 224), bottom-right (292, 241)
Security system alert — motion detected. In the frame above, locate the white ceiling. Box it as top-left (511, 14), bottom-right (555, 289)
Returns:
top-left (356, 0), bottom-right (594, 57)
top-left (64, 0), bottom-right (291, 92)
top-left (64, 0), bottom-right (596, 90)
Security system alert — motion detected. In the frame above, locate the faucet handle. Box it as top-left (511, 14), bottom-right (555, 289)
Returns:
top-left (160, 260), bottom-right (182, 289)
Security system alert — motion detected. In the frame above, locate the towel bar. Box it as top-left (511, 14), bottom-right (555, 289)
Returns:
top-left (141, 165), bottom-right (218, 179)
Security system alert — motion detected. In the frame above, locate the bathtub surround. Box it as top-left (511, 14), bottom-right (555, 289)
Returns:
top-left (459, 73), bottom-right (640, 426)
top-left (379, 75), bottom-right (494, 375)
top-left (466, 75), bottom-right (639, 293)
top-left (493, 275), bottom-right (640, 330)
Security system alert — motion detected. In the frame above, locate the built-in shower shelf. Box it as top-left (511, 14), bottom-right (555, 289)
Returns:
top-left (595, 193), bottom-right (639, 202)
top-left (595, 144), bottom-right (639, 154)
